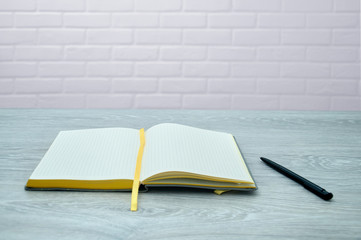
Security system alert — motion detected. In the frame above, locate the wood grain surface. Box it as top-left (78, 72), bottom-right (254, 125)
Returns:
top-left (1, 109), bottom-right (361, 240)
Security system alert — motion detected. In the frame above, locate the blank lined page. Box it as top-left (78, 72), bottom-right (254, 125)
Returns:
top-left (29, 128), bottom-right (139, 180)
top-left (141, 123), bottom-right (253, 183)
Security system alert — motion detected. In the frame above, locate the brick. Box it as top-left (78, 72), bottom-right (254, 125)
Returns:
top-left (234, 30), bottom-right (280, 45)
top-left (87, 95), bottom-right (133, 108)
top-left (39, 63), bottom-right (85, 77)
top-left (332, 64), bottom-right (360, 78)
top-left (38, 30), bottom-right (84, 45)
top-left (232, 63), bottom-right (279, 77)
top-left (0, 0), bottom-right (36, 11)
top-left (258, 14), bottom-right (305, 28)
top-left (135, 94), bottom-right (182, 108)
top-left (209, 14), bottom-right (255, 28)
top-left (282, 63), bottom-right (330, 78)
top-left (306, 47), bottom-right (359, 62)
top-left (87, 30), bottom-right (132, 44)
top-left (161, 14), bottom-right (206, 28)
top-left (0, 95), bottom-right (37, 108)
top-left (307, 79), bottom-right (359, 96)
top-left (280, 96), bottom-right (330, 110)
top-left (15, 47), bottom-right (63, 60)
top-left (87, 63), bottom-right (133, 77)
top-left (0, 30), bottom-right (37, 45)
top-left (64, 14), bottom-right (110, 28)
top-left (38, 95), bottom-right (85, 108)
top-left (184, 30), bottom-right (231, 45)
top-left (0, 63), bottom-right (37, 77)
top-left (283, 0), bottom-right (333, 12)
top-left (160, 78), bottom-right (207, 93)
top-left (64, 78), bottom-right (111, 93)
top-left (65, 47), bottom-right (110, 61)
top-left (282, 30), bottom-right (330, 45)
top-left (232, 95), bottom-right (279, 110)
top-left (257, 47), bottom-right (305, 61)
top-left (0, 47), bottom-right (13, 61)
top-left (16, 13), bottom-right (62, 27)
top-left (136, 0), bottom-right (181, 11)
top-left (0, 13), bottom-right (13, 27)
top-left (183, 94), bottom-right (231, 109)
top-left (15, 78), bottom-right (62, 93)
top-left (334, 0), bottom-right (360, 12)
top-left (161, 47), bottom-right (206, 61)
top-left (0, 79), bottom-right (13, 94)
top-left (184, 0), bottom-right (231, 12)
top-left (208, 47), bottom-right (255, 61)
top-left (113, 47), bottom-right (158, 61)
top-left (184, 63), bottom-right (229, 77)
top-left (258, 79), bottom-right (305, 94)
top-left (136, 63), bottom-right (181, 77)
top-left (113, 14), bottom-right (158, 28)
top-left (331, 97), bottom-right (360, 111)
top-left (136, 30), bottom-right (181, 45)
top-left (208, 79), bottom-right (256, 93)
top-left (333, 30), bottom-right (360, 45)
top-left (112, 78), bottom-right (158, 93)
top-left (307, 14), bottom-right (359, 28)
top-left (233, 0), bottom-right (281, 11)
top-left (87, 0), bottom-right (133, 12)
top-left (37, 0), bottom-right (85, 11)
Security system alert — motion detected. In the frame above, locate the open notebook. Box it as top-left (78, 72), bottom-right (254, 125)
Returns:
top-left (26, 123), bottom-right (256, 210)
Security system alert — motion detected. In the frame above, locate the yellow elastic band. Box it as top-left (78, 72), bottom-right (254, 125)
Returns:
top-left (214, 190), bottom-right (229, 195)
top-left (131, 128), bottom-right (145, 211)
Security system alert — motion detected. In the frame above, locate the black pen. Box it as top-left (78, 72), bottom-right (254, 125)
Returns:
top-left (260, 157), bottom-right (333, 201)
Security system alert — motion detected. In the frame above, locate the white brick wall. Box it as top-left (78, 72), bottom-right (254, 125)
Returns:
top-left (0, 0), bottom-right (359, 110)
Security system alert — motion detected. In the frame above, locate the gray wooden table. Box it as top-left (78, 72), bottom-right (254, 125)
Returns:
top-left (1, 109), bottom-right (361, 240)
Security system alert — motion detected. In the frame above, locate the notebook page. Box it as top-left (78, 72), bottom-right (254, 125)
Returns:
top-left (140, 123), bottom-right (253, 183)
top-left (29, 128), bottom-right (139, 180)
